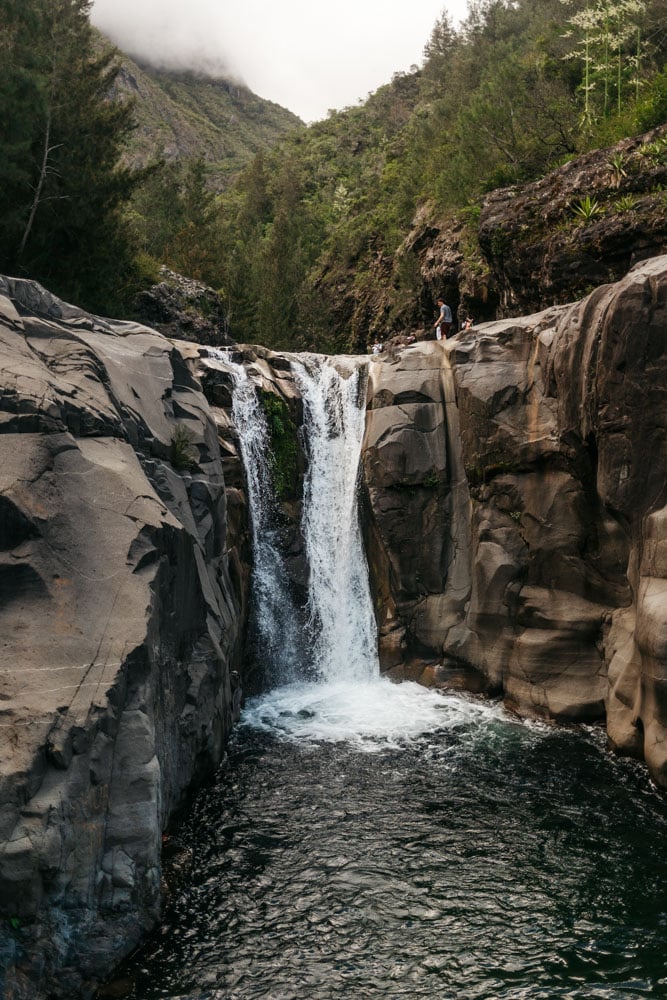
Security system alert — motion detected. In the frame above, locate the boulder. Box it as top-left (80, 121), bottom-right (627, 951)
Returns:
top-left (133, 266), bottom-right (234, 347)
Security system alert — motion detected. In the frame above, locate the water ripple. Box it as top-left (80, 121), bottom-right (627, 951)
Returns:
top-left (115, 684), bottom-right (667, 1000)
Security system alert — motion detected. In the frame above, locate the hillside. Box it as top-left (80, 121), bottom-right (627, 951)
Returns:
top-left (185, 0), bottom-right (667, 351)
top-left (108, 45), bottom-right (303, 186)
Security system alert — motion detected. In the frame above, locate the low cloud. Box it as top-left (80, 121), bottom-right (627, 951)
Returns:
top-left (91, 0), bottom-right (466, 122)
top-left (91, 0), bottom-right (242, 81)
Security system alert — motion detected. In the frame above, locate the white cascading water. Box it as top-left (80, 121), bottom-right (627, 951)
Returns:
top-left (218, 349), bottom-right (511, 748)
top-left (221, 356), bottom-right (303, 684)
top-left (292, 356), bottom-right (378, 683)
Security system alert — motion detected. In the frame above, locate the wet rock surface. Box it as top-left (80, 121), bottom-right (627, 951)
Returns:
top-left (0, 277), bottom-right (243, 998)
top-left (1, 253), bottom-right (666, 995)
top-left (361, 256), bottom-right (667, 783)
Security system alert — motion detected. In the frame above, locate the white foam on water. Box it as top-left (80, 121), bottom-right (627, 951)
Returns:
top-left (241, 677), bottom-right (512, 752)
top-left (218, 349), bottom-right (519, 754)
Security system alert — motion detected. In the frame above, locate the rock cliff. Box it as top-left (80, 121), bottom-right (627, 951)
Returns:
top-left (0, 254), bottom-right (665, 995)
top-left (321, 125), bottom-right (667, 344)
top-left (362, 255), bottom-right (667, 783)
top-left (0, 278), bottom-right (243, 998)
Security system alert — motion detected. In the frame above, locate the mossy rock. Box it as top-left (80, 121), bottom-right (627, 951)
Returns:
top-left (259, 390), bottom-right (299, 501)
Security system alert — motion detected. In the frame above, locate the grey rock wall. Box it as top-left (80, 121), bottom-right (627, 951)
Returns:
top-left (362, 256), bottom-right (667, 784)
top-left (0, 278), bottom-right (243, 998)
top-left (1, 255), bottom-right (665, 996)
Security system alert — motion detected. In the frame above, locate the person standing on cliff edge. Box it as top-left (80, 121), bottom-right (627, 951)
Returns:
top-left (434, 297), bottom-right (452, 340)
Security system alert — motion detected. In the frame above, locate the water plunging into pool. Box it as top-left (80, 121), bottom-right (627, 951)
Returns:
top-left (223, 357), bottom-right (303, 686)
top-left (292, 357), bottom-right (377, 685)
top-left (116, 352), bottom-right (667, 1000)
top-left (232, 352), bottom-right (464, 745)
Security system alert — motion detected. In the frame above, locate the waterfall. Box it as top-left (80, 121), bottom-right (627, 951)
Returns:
top-left (218, 349), bottom-right (378, 692)
top-left (224, 351), bottom-right (478, 749)
top-left (292, 356), bottom-right (379, 683)
top-left (222, 357), bottom-right (303, 685)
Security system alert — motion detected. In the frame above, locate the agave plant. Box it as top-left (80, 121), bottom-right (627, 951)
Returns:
top-left (637, 138), bottom-right (667, 165)
top-left (571, 195), bottom-right (603, 221)
top-left (608, 152), bottom-right (628, 187)
top-left (615, 194), bottom-right (637, 212)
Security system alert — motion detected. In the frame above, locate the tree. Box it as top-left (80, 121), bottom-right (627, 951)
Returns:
top-left (561, 0), bottom-right (648, 123)
top-left (162, 159), bottom-right (221, 283)
top-left (421, 10), bottom-right (459, 97)
top-left (0, 0), bottom-right (140, 313)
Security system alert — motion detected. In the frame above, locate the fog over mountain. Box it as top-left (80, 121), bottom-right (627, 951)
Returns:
top-left (90, 0), bottom-right (467, 122)
top-left (92, 0), bottom-right (239, 80)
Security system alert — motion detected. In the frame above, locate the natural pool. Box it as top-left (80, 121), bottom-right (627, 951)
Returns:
top-left (116, 679), bottom-right (667, 1000)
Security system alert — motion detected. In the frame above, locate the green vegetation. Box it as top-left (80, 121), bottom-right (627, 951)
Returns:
top-left (614, 193), bottom-right (639, 210)
top-left (170, 424), bottom-right (198, 470)
top-left (0, 0), bottom-right (142, 314)
top-left (260, 392), bottom-right (298, 501)
top-left (140, 0), bottom-right (662, 353)
top-left (1, 0), bottom-right (665, 331)
top-left (0, 2), bottom-right (299, 316)
top-left (464, 456), bottom-right (523, 487)
top-left (110, 53), bottom-right (302, 183)
top-left (571, 194), bottom-right (604, 220)
top-left (608, 151), bottom-right (629, 185)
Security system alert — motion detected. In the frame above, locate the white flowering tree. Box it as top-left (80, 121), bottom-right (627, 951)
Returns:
top-left (561, 0), bottom-right (647, 123)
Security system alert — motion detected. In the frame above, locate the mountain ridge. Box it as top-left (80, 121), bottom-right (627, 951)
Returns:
top-left (105, 38), bottom-right (303, 186)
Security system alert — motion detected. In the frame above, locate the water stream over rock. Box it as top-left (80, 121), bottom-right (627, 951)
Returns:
top-left (292, 356), bottom-right (377, 684)
top-left (112, 351), bottom-right (667, 1000)
top-left (223, 356), bottom-right (304, 685)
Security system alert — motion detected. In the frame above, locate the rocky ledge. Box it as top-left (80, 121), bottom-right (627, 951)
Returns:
top-left (133, 266), bottom-right (234, 347)
top-left (362, 255), bottom-right (667, 783)
top-left (0, 277), bottom-right (243, 998)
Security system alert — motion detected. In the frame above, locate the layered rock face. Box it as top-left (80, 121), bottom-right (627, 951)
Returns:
top-left (362, 256), bottom-right (667, 783)
top-left (363, 124), bottom-right (667, 341)
top-left (0, 254), bottom-right (665, 995)
top-left (478, 125), bottom-right (667, 317)
top-left (0, 278), bottom-right (243, 998)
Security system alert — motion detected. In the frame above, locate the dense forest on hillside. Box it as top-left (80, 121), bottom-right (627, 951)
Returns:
top-left (0, 0), bottom-right (300, 314)
top-left (0, 0), bottom-right (142, 313)
top-left (109, 50), bottom-right (301, 182)
top-left (134, 0), bottom-right (667, 352)
top-left (1, 0), bottom-right (666, 338)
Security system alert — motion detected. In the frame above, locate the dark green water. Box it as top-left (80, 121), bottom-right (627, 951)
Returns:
top-left (118, 683), bottom-right (667, 1000)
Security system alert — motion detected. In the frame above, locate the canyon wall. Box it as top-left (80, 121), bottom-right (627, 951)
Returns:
top-left (362, 255), bottom-right (667, 783)
top-left (0, 278), bottom-right (244, 998)
top-left (0, 255), bottom-right (665, 996)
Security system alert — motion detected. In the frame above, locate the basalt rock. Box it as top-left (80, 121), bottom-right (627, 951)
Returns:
top-left (362, 255), bottom-right (667, 784)
top-left (1, 251), bottom-right (666, 998)
top-left (0, 277), bottom-right (243, 998)
top-left (379, 125), bottom-right (667, 341)
top-left (133, 266), bottom-right (234, 347)
top-left (478, 125), bottom-right (667, 317)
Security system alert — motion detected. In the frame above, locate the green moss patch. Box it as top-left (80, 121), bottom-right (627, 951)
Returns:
top-left (260, 391), bottom-right (299, 501)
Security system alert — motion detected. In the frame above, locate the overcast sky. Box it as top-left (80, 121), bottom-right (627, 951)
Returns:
top-left (91, 0), bottom-right (470, 122)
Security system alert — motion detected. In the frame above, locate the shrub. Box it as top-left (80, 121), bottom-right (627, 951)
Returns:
top-left (170, 424), bottom-right (197, 470)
